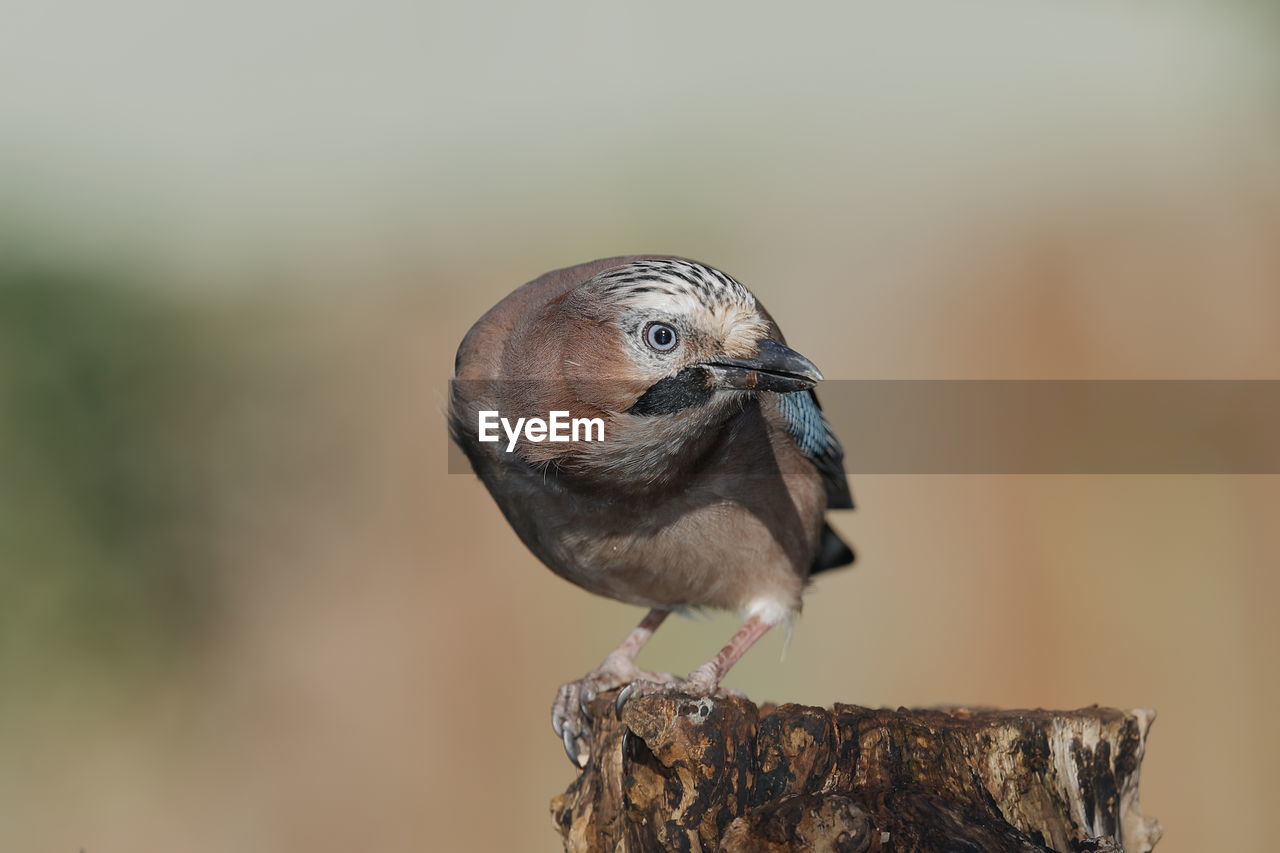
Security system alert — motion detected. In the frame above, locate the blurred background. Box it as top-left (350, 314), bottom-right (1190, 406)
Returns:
top-left (2, 1), bottom-right (1278, 850)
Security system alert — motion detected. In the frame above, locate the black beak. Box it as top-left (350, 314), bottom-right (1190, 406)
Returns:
top-left (702, 339), bottom-right (824, 392)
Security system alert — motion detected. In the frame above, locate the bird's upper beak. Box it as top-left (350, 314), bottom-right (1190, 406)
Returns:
top-left (701, 339), bottom-right (824, 393)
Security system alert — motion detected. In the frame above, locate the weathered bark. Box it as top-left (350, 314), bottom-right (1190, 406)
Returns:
top-left (551, 693), bottom-right (1161, 852)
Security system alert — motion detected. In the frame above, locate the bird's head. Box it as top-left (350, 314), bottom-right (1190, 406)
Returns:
top-left (488, 258), bottom-right (824, 485)
top-left (559, 258), bottom-right (822, 418)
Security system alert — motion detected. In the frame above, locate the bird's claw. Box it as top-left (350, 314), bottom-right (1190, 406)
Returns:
top-left (614, 681), bottom-right (639, 715)
top-left (552, 680), bottom-right (593, 767)
top-left (562, 727), bottom-right (585, 768)
top-left (615, 678), bottom-right (674, 715)
top-left (614, 669), bottom-right (686, 714)
top-left (614, 674), bottom-right (730, 716)
top-left (553, 667), bottom-right (676, 767)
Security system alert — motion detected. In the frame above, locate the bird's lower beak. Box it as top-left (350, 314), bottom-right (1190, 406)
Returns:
top-left (702, 339), bottom-right (824, 393)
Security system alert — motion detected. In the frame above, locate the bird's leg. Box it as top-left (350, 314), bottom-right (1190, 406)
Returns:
top-left (598, 607), bottom-right (670, 680)
top-left (616, 614), bottom-right (776, 709)
top-left (552, 608), bottom-right (673, 766)
top-left (683, 613), bottom-right (775, 690)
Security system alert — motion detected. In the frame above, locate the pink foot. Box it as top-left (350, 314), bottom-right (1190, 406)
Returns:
top-left (613, 665), bottom-right (744, 714)
top-left (552, 656), bottom-right (676, 767)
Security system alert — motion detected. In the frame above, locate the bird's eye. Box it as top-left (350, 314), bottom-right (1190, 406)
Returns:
top-left (644, 322), bottom-right (678, 352)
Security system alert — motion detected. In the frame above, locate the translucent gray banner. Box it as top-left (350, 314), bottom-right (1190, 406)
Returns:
top-left (448, 380), bottom-right (1280, 474)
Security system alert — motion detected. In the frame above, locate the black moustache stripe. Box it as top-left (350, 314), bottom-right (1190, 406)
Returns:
top-left (629, 367), bottom-right (716, 416)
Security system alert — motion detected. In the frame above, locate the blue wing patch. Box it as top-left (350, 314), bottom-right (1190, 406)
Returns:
top-left (776, 390), bottom-right (830, 457)
top-left (774, 390), bottom-right (853, 509)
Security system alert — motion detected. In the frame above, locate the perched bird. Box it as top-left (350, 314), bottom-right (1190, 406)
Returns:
top-left (449, 256), bottom-right (854, 766)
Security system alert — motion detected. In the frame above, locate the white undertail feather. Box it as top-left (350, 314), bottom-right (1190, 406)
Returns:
top-left (744, 596), bottom-right (792, 627)
top-left (743, 597), bottom-right (796, 663)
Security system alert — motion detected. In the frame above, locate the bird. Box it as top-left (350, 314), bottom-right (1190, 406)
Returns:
top-left (449, 256), bottom-right (854, 767)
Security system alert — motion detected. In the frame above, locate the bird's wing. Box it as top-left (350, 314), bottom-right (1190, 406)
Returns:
top-left (774, 389), bottom-right (854, 509)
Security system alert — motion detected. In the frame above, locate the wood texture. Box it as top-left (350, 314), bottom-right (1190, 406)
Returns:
top-left (551, 692), bottom-right (1161, 852)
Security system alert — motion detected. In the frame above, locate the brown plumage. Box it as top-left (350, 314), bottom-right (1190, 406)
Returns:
top-left (450, 256), bottom-right (853, 765)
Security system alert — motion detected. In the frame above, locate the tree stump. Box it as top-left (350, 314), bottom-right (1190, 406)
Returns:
top-left (550, 693), bottom-right (1162, 852)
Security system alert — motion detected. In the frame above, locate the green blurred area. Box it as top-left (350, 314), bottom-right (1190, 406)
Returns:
top-left (0, 261), bottom-right (221, 687)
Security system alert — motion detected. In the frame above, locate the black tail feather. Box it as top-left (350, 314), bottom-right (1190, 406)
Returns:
top-left (810, 522), bottom-right (855, 576)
